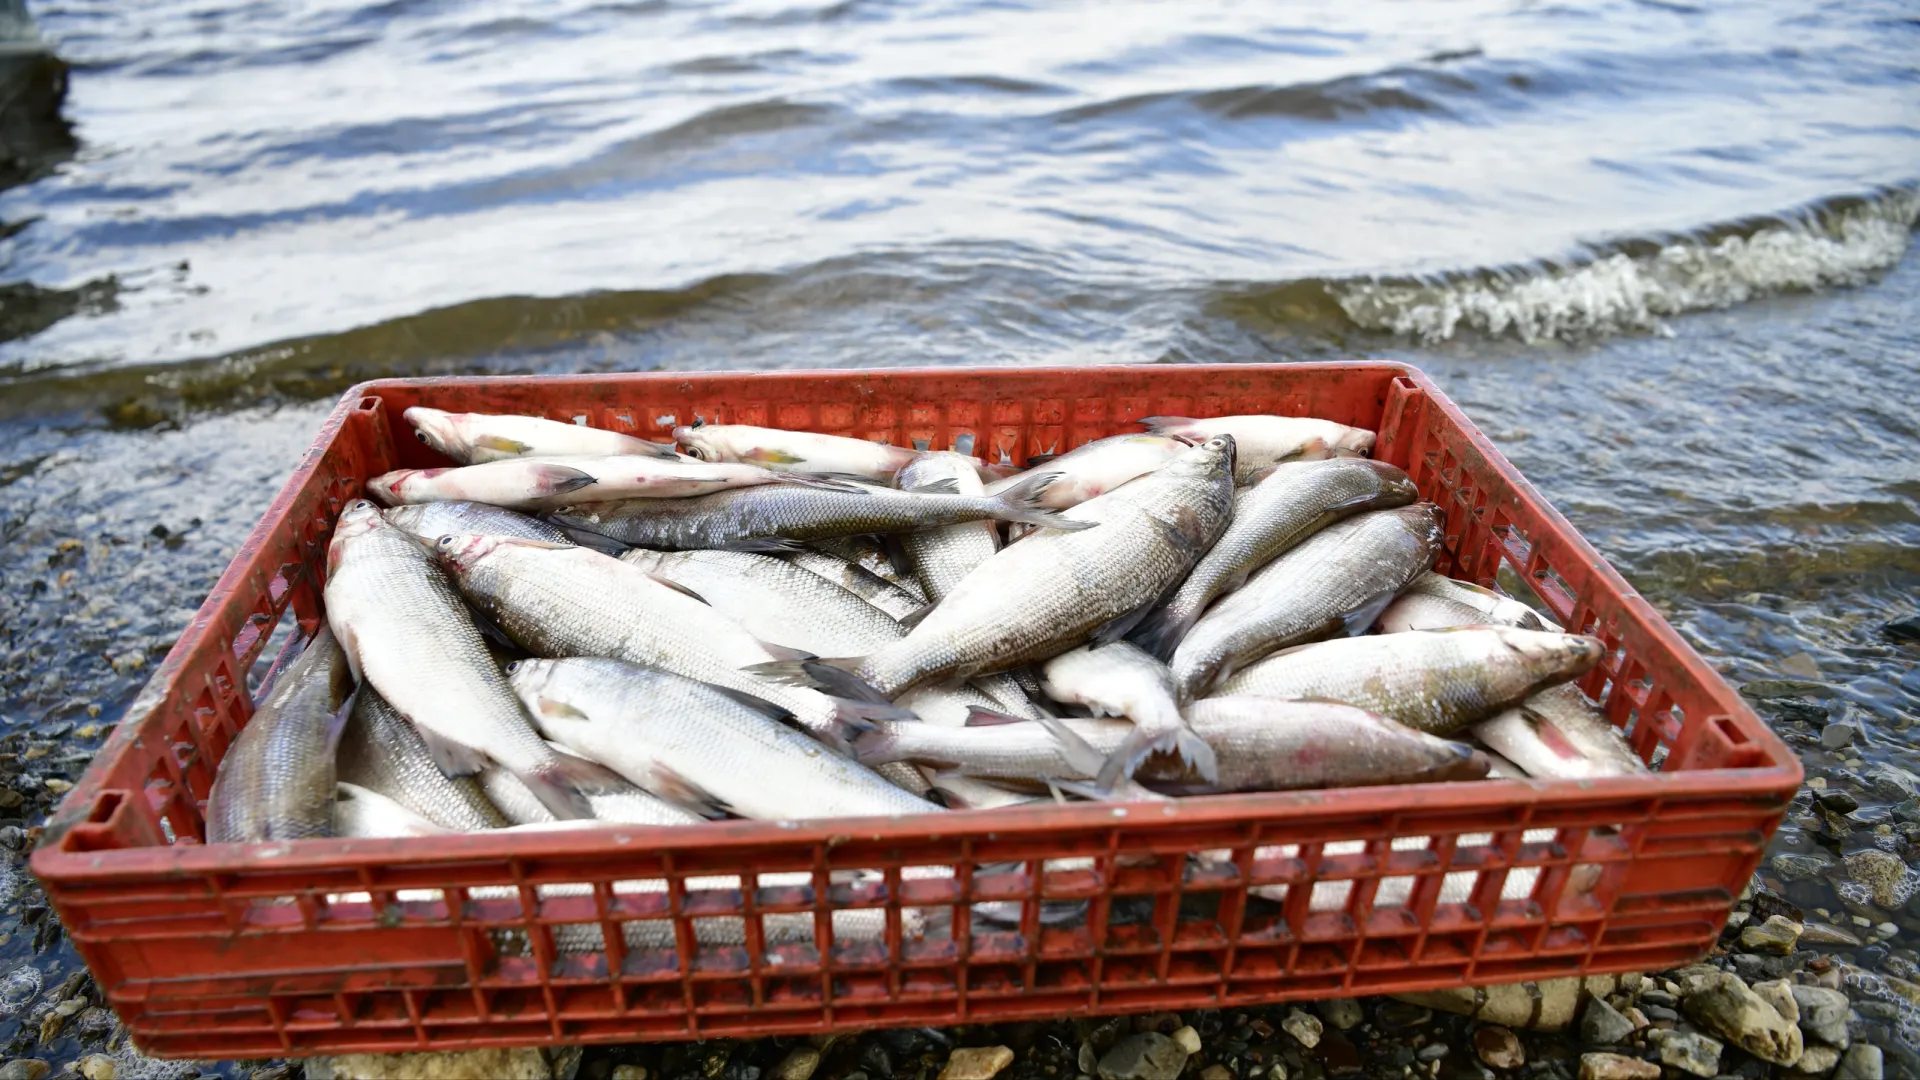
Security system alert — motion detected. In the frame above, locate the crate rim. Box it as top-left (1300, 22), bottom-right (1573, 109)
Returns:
top-left (33, 360), bottom-right (1802, 890)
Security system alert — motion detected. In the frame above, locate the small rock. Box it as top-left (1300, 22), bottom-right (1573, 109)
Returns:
top-left (940, 1047), bottom-right (1014, 1080)
top-left (1843, 850), bottom-right (1918, 909)
top-left (1280, 1010), bottom-right (1320, 1050)
top-left (1318, 999), bottom-right (1363, 1031)
top-left (1416, 1044), bottom-right (1448, 1063)
top-left (1754, 979), bottom-right (1800, 1025)
top-left (774, 1047), bottom-right (821, 1080)
top-left (0, 1064), bottom-right (49, 1080)
top-left (1639, 990), bottom-right (1677, 1009)
top-left (1623, 1007), bottom-right (1649, 1031)
top-left (1170, 1026), bottom-right (1202, 1056)
top-left (251, 1068), bottom-right (292, 1080)
top-left (1753, 890), bottom-right (1805, 924)
top-left (1821, 722), bottom-right (1859, 751)
top-left (1577, 1054), bottom-right (1659, 1080)
top-left (1818, 791), bottom-right (1862, 814)
top-left (1097, 1033), bottom-right (1188, 1080)
top-left (1650, 1030), bottom-right (1722, 1078)
top-left (1742, 915), bottom-right (1805, 955)
top-left (1875, 922), bottom-right (1898, 937)
top-left (1836, 1043), bottom-right (1883, 1080)
top-left (611, 1068), bottom-right (648, 1080)
top-left (1775, 854), bottom-right (1835, 881)
top-left (1796, 1044), bottom-right (1842, 1075)
top-left (1641, 1006), bottom-right (1679, 1023)
top-left (1378, 1001), bottom-right (1431, 1029)
top-left (1474, 1026), bottom-right (1523, 1070)
top-left (1802, 922), bottom-right (1865, 947)
top-left (1681, 971), bottom-right (1804, 1065)
top-left (1581, 998), bottom-right (1635, 1045)
top-left (1883, 616), bottom-right (1920, 643)
top-left (1266, 1067), bottom-right (1286, 1080)
top-left (1791, 985), bottom-right (1850, 1029)
top-left (1198, 1067), bottom-right (1233, 1080)
top-left (76, 1058), bottom-right (114, 1080)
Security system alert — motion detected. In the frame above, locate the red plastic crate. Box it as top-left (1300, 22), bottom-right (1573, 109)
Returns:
top-left (32, 363), bottom-right (1799, 1060)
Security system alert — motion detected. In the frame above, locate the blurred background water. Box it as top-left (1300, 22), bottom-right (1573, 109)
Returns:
top-left (0, 0), bottom-right (1915, 1074)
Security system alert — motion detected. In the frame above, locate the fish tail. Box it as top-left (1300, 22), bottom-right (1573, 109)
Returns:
top-left (849, 723), bottom-right (902, 765)
top-left (1138, 415), bottom-right (1197, 438)
top-left (1170, 728), bottom-right (1220, 785)
top-left (1129, 605), bottom-right (1196, 661)
top-left (1094, 727), bottom-right (1155, 791)
top-left (517, 756), bottom-right (603, 820)
top-left (986, 470), bottom-right (1097, 531)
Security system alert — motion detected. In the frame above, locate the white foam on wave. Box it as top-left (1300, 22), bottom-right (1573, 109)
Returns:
top-left (1332, 189), bottom-right (1919, 343)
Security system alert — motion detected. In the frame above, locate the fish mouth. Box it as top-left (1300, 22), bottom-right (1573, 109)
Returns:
top-left (402, 406), bottom-right (463, 458)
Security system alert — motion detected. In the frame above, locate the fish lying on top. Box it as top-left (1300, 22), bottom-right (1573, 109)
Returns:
top-left (366, 455), bottom-right (837, 511)
top-left (406, 406), bottom-right (679, 463)
top-left (677, 422), bottom-right (1000, 485)
top-left (206, 625), bottom-right (354, 843)
top-left (983, 434), bottom-right (1189, 510)
top-left (1141, 415), bottom-right (1374, 480)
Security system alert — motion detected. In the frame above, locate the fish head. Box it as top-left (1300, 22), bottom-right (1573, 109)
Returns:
top-left (672, 424), bottom-right (726, 462)
top-left (433, 531), bottom-right (512, 576)
top-left (1166, 433), bottom-right (1237, 482)
top-left (363, 468), bottom-right (437, 506)
top-left (1499, 629), bottom-right (1606, 681)
top-left (1360, 460), bottom-right (1420, 503)
top-left (328, 500), bottom-right (385, 573)
top-left (404, 406), bottom-right (471, 461)
top-left (1330, 426), bottom-right (1377, 457)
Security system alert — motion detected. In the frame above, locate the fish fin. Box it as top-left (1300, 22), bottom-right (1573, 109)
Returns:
top-left (323, 686), bottom-right (360, 758)
top-left (472, 434), bottom-right (534, 456)
top-left (1339, 587), bottom-right (1403, 637)
top-left (800, 659), bottom-right (895, 705)
top-left (812, 471), bottom-right (887, 487)
top-left (780, 473), bottom-right (868, 492)
top-left (1090, 594), bottom-right (1165, 647)
top-left (550, 753), bottom-right (634, 796)
top-left (629, 439), bottom-right (682, 461)
top-left (528, 463), bottom-right (598, 497)
top-left (1137, 415), bottom-right (1195, 436)
top-left (743, 447), bottom-right (807, 465)
top-left (1031, 714), bottom-right (1108, 778)
top-left (648, 763), bottom-right (734, 817)
top-left (715, 536), bottom-right (811, 554)
top-left (964, 706), bottom-right (1034, 728)
top-left (1168, 727), bottom-right (1220, 785)
top-left (467, 603), bottom-right (523, 651)
top-left (986, 470), bottom-right (1098, 531)
top-left (849, 725), bottom-right (905, 765)
top-left (1048, 776), bottom-right (1114, 802)
top-left (1129, 606), bottom-right (1195, 661)
top-left (1022, 452), bottom-right (1061, 467)
top-left (906, 476), bottom-right (962, 495)
top-left (753, 640), bottom-right (816, 663)
top-left (646, 572), bottom-right (708, 605)
top-left (529, 693), bottom-right (593, 725)
top-left (703, 683), bottom-right (797, 724)
top-left (548, 521), bottom-right (633, 555)
top-left (740, 658), bottom-right (904, 717)
top-left (1094, 727), bottom-right (1154, 791)
top-left (741, 658), bottom-right (827, 686)
top-left (333, 620), bottom-right (366, 684)
top-left (415, 724), bottom-right (491, 778)
top-left (897, 602), bottom-right (937, 629)
top-left (517, 756), bottom-right (601, 820)
top-left (877, 533), bottom-right (916, 579)
top-left (831, 696), bottom-right (918, 726)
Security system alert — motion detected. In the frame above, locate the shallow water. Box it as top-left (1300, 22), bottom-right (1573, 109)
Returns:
top-left (0, 0), bottom-right (1915, 1072)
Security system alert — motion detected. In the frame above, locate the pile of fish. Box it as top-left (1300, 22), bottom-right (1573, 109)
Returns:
top-left (208, 404), bottom-right (1647, 865)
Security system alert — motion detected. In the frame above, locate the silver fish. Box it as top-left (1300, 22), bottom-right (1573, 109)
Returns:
top-left (368, 455), bottom-right (815, 510)
top-left (206, 626), bottom-right (354, 843)
top-left (858, 701), bottom-right (1480, 792)
top-left (1135, 458), bottom-right (1419, 658)
top-left (896, 452), bottom-right (998, 603)
top-left (1168, 503), bottom-right (1444, 701)
top-left (384, 501), bottom-right (573, 546)
top-left (439, 534), bottom-right (903, 739)
top-left (1141, 414), bottom-right (1374, 479)
top-left (335, 782), bottom-right (451, 838)
top-left (1375, 571), bottom-right (1552, 633)
top-left (1040, 642), bottom-right (1216, 783)
top-left (324, 500), bottom-right (592, 819)
top-left (336, 686), bottom-right (509, 832)
top-left (782, 548), bottom-right (927, 618)
top-left (618, 548), bottom-right (903, 656)
top-left (808, 535), bottom-right (925, 596)
top-left (984, 434), bottom-right (1188, 509)
top-left (674, 423), bottom-right (923, 481)
top-left (806, 436), bottom-right (1237, 698)
top-left (406, 406), bottom-right (678, 464)
top-left (548, 469), bottom-right (1087, 552)
top-left (509, 657), bottom-right (940, 820)
top-left (1211, 627), bottom-right (1604, 737)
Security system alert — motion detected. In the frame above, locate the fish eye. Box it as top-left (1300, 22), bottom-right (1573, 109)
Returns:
top-left (436, 535), bottom-right (455, 548)
top-left (505, 660), bottom-right (521, 674)
top-left (413, 430), bottom-right (429, 443)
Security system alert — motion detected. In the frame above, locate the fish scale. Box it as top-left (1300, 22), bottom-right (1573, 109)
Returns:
top-left (1168, 503), bottom-right (1444, 701)
top-left (842, 436), bottom-right (1237, 697)
top-left (896, 451), bottom-right (999, 603)
top-left (323, 501), bottom-right (590, 819)
top-left (619, 547), bottom-right (904, 656)
top-left (336, 686), bottom-right (509, 832)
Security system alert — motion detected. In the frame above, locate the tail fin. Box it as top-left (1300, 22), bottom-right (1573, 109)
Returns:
top-left (1138, 416), bottom-right (1198, 438)
top-left (1130, 606), bottom-right (1197, 661)
top-left (744, 656), bottom-right (891, 703)
top-left (849, 723), bottom-right (904, 765)
top-left (517, 754), bottom-right (605, 820)
top-left (1095, 725), bottom-right (1219, 790)
top-left (985, 471), bottom-right (1097, 531)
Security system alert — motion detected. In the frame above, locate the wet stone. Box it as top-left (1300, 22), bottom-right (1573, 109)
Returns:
top-left (1882, 616), bottom-right (1920, 643)
top-left (1836, 1043), bottom-right (1883, 1080)
top-left (1822, 723), bottom-right (1861, 751)
top-left (1650, 1030), bottom-right (1722, 1078)
top-left (1097, 1033), bottom-right (1188, 1080)
top-left (774, 1047), bottom-right (820, 1080)
top-left (1803, 922), bottom-right (1866, 947)
top-left (1417, 1044), bottom-right (1449, 1063)
top-left (1379, 1002), bottom-right (1431, 1029)
top-left (939, 1047), bottom-right (1014, 1080)
top-left (1819, 791), bottom-right (1862, 814)
top-left (1280, 1012), bottom-right (1321, 1050)
top-left (1638, 990), bottom-right (1676, 1009)
top-left (1795, 1045), bottom-right (1842, 1075)
top-left (1741, 915), bottom-right (1805, 955)
top-left (1575, 1054), bottom-right (1658, 1080)
top-left (1199, 1066), bottom-right (1234, 1080)
top-left (1170, 1027), bottom-right (1202, 1056)
top-left (1314, 1033), bottom-right (1361, 1077)
top-left (1317, 1000), bottom-right (1362, 1032)
top-left (1580, 998), bottom-right (1635, 1046)
top-left (0, 1064), bottom-right (49, 1080)
top-left (1473, 1027), bottom-right (1523, 1070)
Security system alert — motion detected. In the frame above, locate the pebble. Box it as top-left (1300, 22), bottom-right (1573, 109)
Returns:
top-left (1740, 915), bottom-right (1805, 955)
top-left (1679, 971), bottom-right (1804, 1065)
top-left (75, 1058), bottom-right (114, 1080)
top-left (1836, 1043), bottom-right (1884, 1080)
top-left (1650, 1030), bottom-right (1722, 1078)
top-left (1821, 723), bottom-right (1859, 751)
top-left (0, 1064), bottom-right (48, 1080)
top-left (1876, 922), bottom-right (1898, 937)
top-left (1266, 1067), bottom-right (1286, 1080)
top-left (1170, 1026), bottom-right (1202, 1056)
top-left (1791, 985), bottom-right (1851, 1032)
top-left (611, 1067), bottom-right (647, 1080)
top-left (1883, 616), bottom-right (1920, 643)
top-left (1198, 1066), bottom-right (1233, 1080)
top-left (1280, 1011), bottom-right (1320, 1050)
top-left (1473, 1026), bottom-right (1523, 1070)
top-left (774, 1047), bottom-right (821, 1080)
top-left (1378, 1001), bottom-right (1431, 1029)
top-left (1415, 1044), bottom-right (1447, 1063)
top-left (1638, 990), bottom-right (1676, 1008)
top-left (1318, 999), bottom-right (1363, 1031)
top-left (1803, 922), bottom-right (1865, 947)
top-left (1097, 1033), bottom-right (1188, 1080)
top-left (1844, 850), bottom-right (1920, 909)
top-left (940, 1047), bottom-right (1014, 1080)
top-left (1580, 998), bottom-right (1635, 1045)
top-left (1576, 1054), bottom-right (1659, 1080)
top-left (1796, 1045), bottom-right (1842, 1075)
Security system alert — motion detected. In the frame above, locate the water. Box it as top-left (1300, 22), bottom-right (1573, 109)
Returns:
top-left (0, 0), bottom-right (1916, 1071)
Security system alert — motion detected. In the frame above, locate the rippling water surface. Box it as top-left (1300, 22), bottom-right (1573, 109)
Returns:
top-left (0, 0), bottom-right (1915, 1072)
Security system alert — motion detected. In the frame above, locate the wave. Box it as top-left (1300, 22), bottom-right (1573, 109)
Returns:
top-left (1323, 187), bottom-right (1920, 343)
